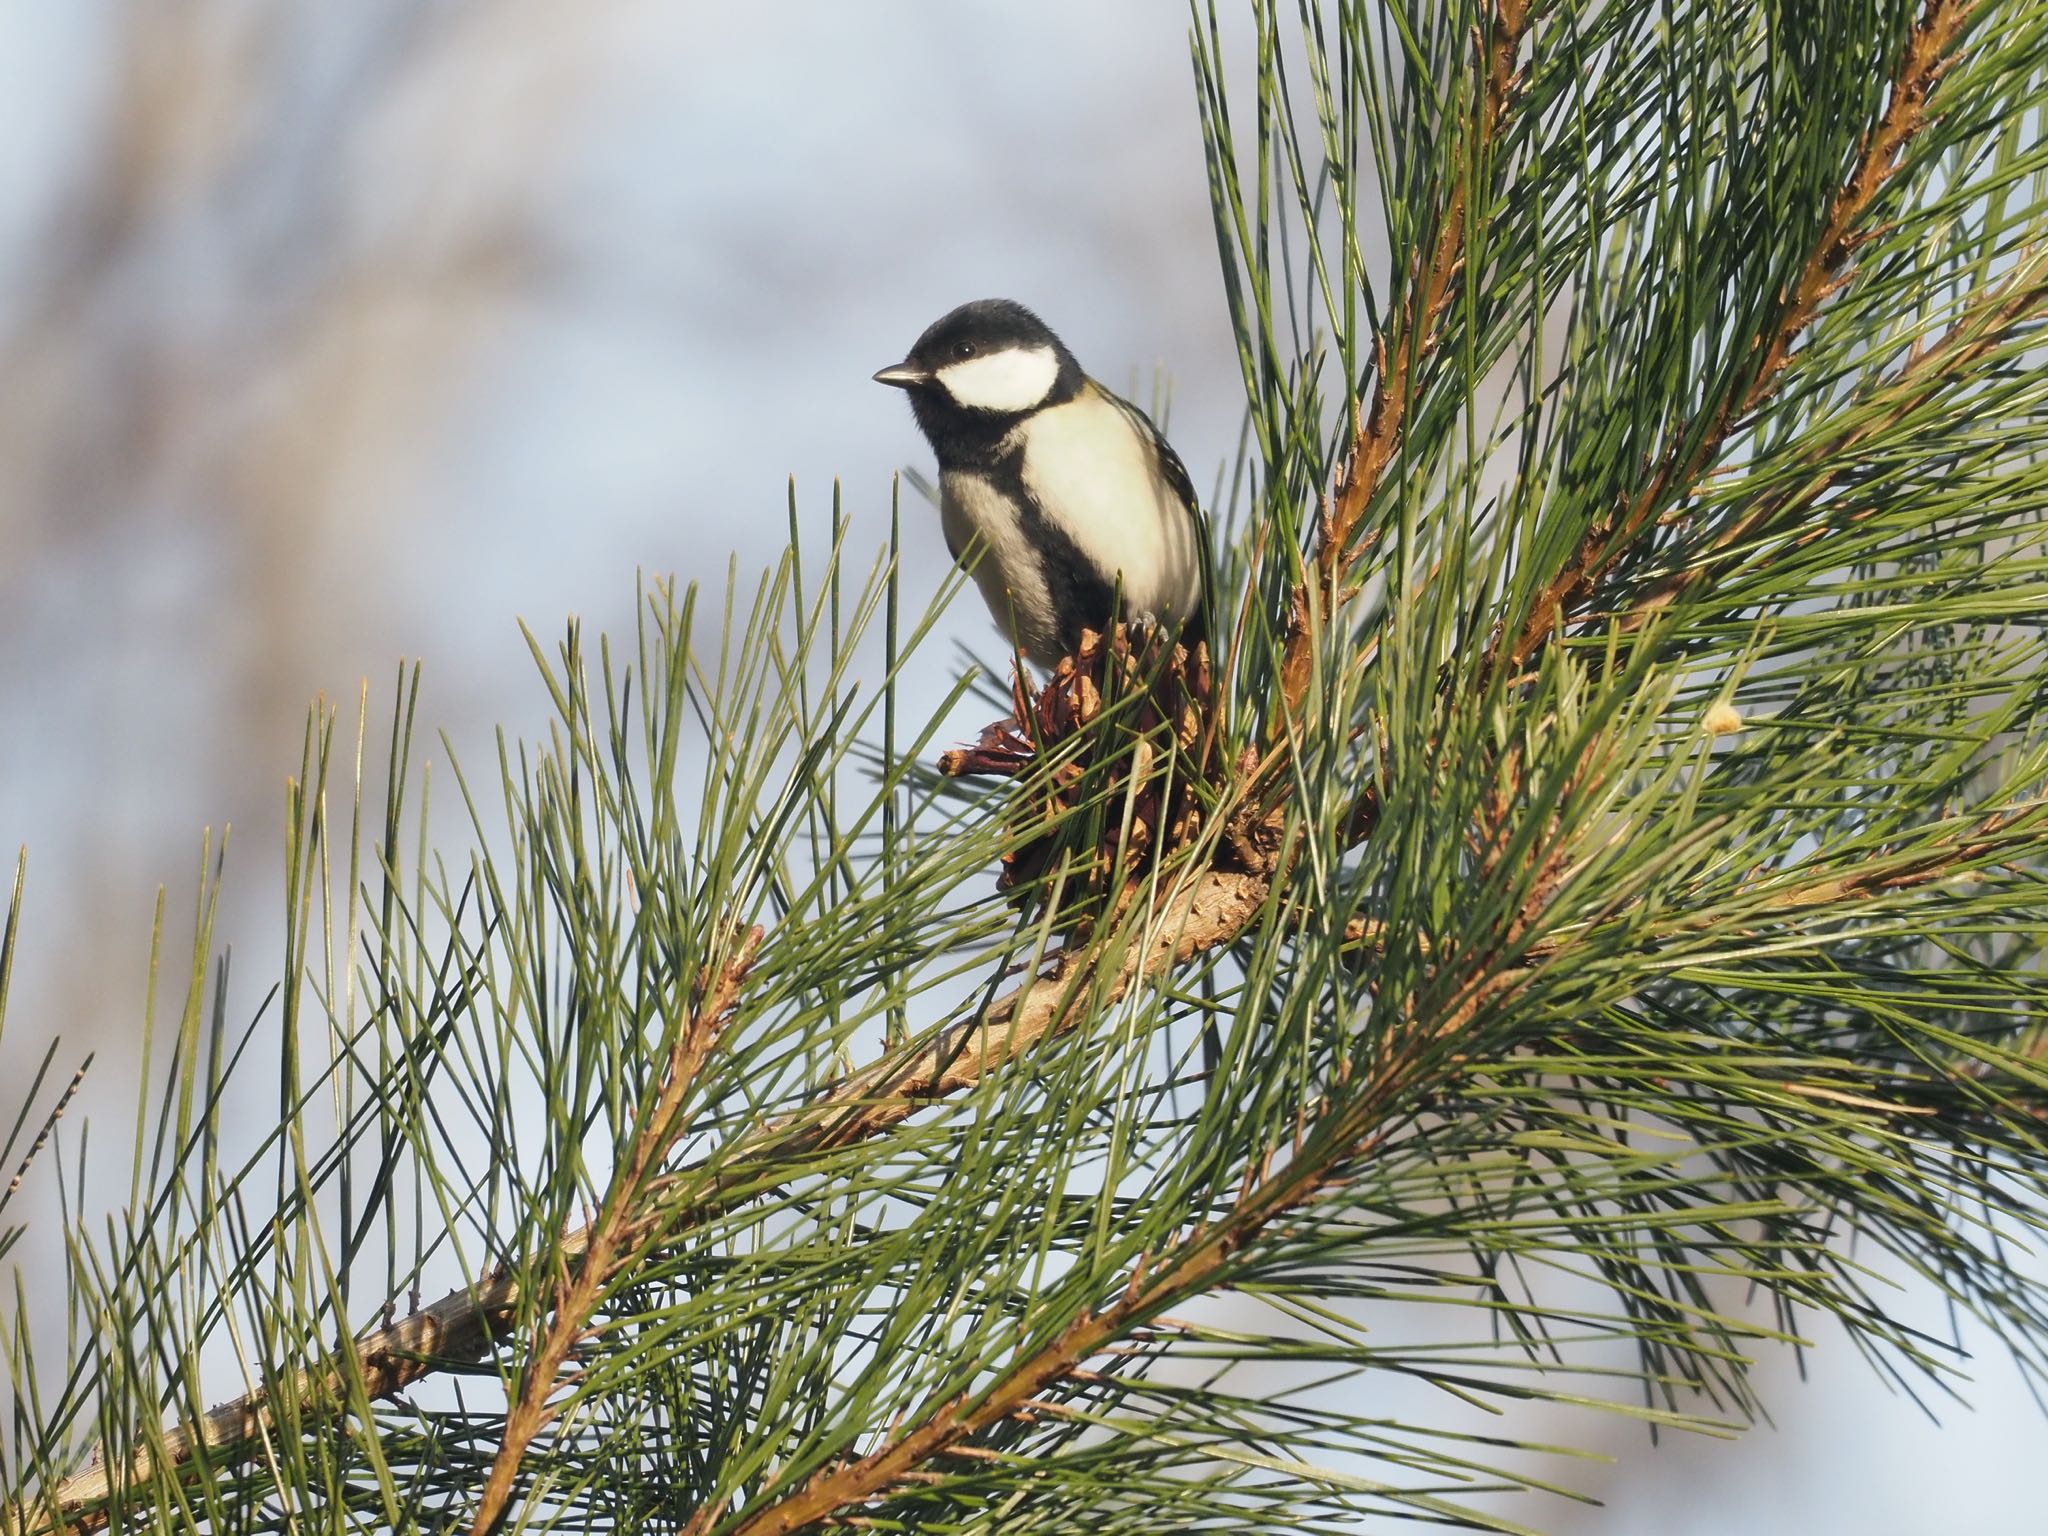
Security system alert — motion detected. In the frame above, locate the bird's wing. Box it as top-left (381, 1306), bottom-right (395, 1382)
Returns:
top-left (1097, 384), bottom-right (1201, 519)
top-left (1095, 383), bottom-right (1213, 652)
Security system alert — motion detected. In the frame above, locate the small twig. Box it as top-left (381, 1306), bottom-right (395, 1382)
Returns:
top-left (1505, 0), bottom-right (1980, 673)
top-left (469, 925), bottom-right (762, 1534)
top-left (1620, 244), bottom-right (2048, 628)
top-left (1272, 0), bottom-right (1530, 725)
top-left (5, 1057), bottom-right (92, 1205)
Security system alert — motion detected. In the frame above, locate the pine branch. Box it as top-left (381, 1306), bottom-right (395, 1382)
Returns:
top-left (1272, 0), bottom-right (1531, 723)
top-left (30, 786), bottom-right (2026, 1534)
top-left (20, 869), bottom-right (1274, 1536)
top-left (1338, 795), bottom-right (2048, 961)
top-left (711, 911), bottom-right (1534, 1536)
top-left (704, 812), bottom-right (2048, 1536)
top-left (1749, 3), bottom-right (1977, 394)
top-left (1505, 0), bottom-right (1983, 673)
top-left (1622, 243), bottom-right (2048, 628)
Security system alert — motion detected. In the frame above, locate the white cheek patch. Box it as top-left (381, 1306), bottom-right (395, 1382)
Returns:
top-left (936, 345), bottom-right (1059, 413)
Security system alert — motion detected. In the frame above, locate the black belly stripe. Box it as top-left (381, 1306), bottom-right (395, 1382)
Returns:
top-left (1032, 515), bottom-right (1118, 655)
top-left (982, 445), bottom-right (1117, 654)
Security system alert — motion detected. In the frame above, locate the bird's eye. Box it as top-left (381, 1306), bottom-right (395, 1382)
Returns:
top-left (953, 340), bottom-right (975, 359)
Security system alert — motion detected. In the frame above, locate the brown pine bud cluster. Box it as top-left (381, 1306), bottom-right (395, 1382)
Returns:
top-left (940, 625), bottom-right (1220, 908)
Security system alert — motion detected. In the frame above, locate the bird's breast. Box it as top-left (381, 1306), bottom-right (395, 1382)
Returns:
top-left (1013, 396), bottom-right (1201, 624)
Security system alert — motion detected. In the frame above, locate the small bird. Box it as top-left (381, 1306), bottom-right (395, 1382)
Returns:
top-left (874, 299), bottom-right (1206, 670)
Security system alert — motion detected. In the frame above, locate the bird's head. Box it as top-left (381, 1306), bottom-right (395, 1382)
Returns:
top-left (874, 299), bottom-right (1081, 422)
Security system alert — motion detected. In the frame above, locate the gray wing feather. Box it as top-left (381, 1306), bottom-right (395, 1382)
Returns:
top-left (1097, 385), bottom-right (1201, 519)
top-left (1094, 383), bottom-right (1212, 646)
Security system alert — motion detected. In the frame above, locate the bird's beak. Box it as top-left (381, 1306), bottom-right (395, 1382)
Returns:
top-left (872, 361), bottom-right (932, 389)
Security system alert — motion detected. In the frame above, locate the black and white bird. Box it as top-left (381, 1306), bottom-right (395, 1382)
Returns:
top-left (874, 299), bottom-right (1206, 670)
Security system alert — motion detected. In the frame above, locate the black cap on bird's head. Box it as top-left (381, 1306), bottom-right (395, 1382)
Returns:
top-left (874, 299), bottom-right (1084, 433)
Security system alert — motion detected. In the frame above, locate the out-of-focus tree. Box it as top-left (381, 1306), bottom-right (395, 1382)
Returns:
top-left (0, 4), bottom-right (624, 1055)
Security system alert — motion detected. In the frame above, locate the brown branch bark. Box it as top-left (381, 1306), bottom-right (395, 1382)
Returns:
top-left (1272, 0), bottom-right (1530, 724)
top-left (469, 927), bottom-right (763, 1535)
top-left (1504, 0), bottom-right (1980, 674)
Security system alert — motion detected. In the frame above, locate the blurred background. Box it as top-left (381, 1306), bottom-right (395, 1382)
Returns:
top-left (0, 4), bottom-right (2037, 1529)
